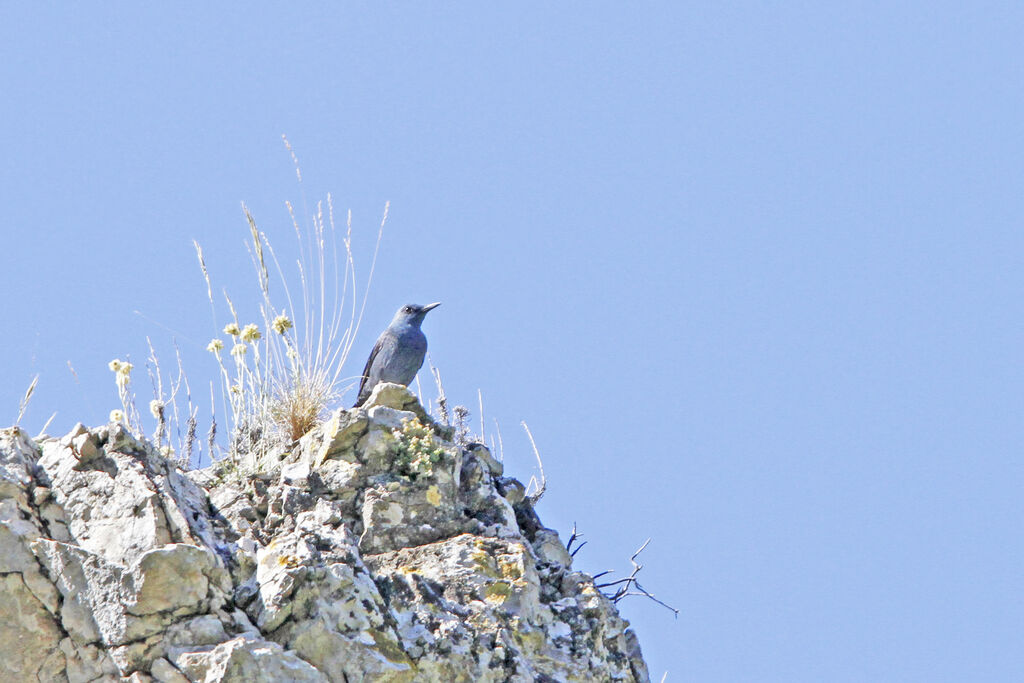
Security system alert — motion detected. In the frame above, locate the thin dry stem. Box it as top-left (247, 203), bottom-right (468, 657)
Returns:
top-left (282, 134), bottom-right (302, 183)
top-left (208, 381), bottom-right (222, 464)
top-left (429, 357), bottom-right (450, 426)
top-left (477, 389), bottom-right (485, 442)
top-left (37, 412), bottom-right (57, 438)
top-left (184, 414), bottom-right (198, 468)
top-left (348, 202), bottom-right (388, 369)
top-left (522, 421), bottom-right (546, 504)
top-left (223, 290), bottom-right (240, 328)
top-left (454, 406), bottom-right (470, 445)
top-left (146, 338), bottom-right (167, 449)
top-left (16, 375), bottom-right (38, 426)
top-left (194, 240), bottom-right (214, 308)
top-left (493, 418), bottom-right (505, 462)
top-left (175, 343), bottom-right (198, 468)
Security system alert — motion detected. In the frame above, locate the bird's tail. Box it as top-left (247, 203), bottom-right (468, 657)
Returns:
top-left (352, 390), bottom-right (369, 408)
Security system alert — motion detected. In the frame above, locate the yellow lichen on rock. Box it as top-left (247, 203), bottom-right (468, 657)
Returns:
top-left (425, 485), bottom-right (441, 506)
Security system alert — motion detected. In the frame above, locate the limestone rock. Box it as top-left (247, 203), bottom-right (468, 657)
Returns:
top-left (0, 572), bottom-right (65, 682)
top-left (0, 393), bottom-right (649, 682)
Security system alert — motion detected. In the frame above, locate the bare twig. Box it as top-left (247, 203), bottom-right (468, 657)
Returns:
top-left (522, 421), bottom-right (546, 504)
top-left (595, 539), bottom-right (679, 616)
top-left (566, 522), bottom-right (588, 558)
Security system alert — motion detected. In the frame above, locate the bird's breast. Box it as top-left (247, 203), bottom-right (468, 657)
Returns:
top-left (376, 327), bottom-right (427, 385)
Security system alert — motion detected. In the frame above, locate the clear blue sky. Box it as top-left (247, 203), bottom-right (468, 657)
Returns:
top-left (2, 4), bottom-right (1022, 681)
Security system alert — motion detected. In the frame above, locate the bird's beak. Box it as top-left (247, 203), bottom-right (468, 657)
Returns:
top-left (422, 302), bottom-right (441, 313)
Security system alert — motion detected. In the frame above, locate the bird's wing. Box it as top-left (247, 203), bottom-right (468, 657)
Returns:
top-left (356, 335), bottom-right (386, 400)
top-left (356, 331), bottom-right (405, 407)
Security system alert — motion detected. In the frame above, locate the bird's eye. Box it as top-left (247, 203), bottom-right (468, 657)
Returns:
top-left (403, 306), bottom-right (412, 313)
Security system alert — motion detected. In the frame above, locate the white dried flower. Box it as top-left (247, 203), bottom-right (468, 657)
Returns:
top-left (272, 313), bottom-right (293, 335)
top-left (240, 323), bottom-right (261, 342)
top-left (114, 362), bottom-right (132, 388)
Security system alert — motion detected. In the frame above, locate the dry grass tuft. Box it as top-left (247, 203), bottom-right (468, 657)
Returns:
top-left (268, 370), bottom-right (334, 442)
top-left (106, 138), bottom-right (385, 467)
top-left (194, 138), bottom-right (386, 459)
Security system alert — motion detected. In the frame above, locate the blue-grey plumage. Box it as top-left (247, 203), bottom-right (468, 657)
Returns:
top-left (353, 302), bottom-right (441, 407)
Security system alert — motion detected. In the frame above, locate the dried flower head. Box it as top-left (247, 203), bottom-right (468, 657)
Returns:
top-left (149, 399), bottom-right (164, 419)
top-left (207, 339), bottom-right (224, 353)
top-left (112, 362), bottom-right (133, 388)
top-left (272, 313), bottom-right (293, 335)
top-left (241, 323), bottom-right (261, 343)
top-left (223, 322), bottom-right (241, 337)
top-left (231, 343), bottom-right (248, 357)
top-left (109, 409), bottom-right (125, 423)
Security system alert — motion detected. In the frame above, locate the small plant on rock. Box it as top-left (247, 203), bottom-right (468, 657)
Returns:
top-left (391, 416), bottom-right (448, 479)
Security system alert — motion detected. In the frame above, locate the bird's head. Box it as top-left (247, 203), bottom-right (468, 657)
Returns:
top-left (391, 302), bottom-right (441, 328)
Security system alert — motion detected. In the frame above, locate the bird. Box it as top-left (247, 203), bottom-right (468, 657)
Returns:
top-left (353, 302), bottom-right (441, 407)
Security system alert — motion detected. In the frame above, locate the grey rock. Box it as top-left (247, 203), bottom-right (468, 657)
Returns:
top-left (151, 657), bottom-right (190, 683)
top-left (0, 396), bottom-right (649, 682)
top-left (531, 528), bottom-right (573, 567)
top-left (0, 572), bottom-right (65, 682)
top-left (174, 636), bottom-right (329, 683)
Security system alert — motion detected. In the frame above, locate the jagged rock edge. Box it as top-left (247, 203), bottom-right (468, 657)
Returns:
top-left (0, 383), bottom-right (649, 682)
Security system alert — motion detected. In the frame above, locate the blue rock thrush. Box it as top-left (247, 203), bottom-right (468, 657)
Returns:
top-left (353, 302), bottom-right (441, 407)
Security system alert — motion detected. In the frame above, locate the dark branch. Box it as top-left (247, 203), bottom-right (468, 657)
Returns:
top-left (566, 522), bottom-right (588, 557)
top-left (598, 538), bottom-right (678, 617)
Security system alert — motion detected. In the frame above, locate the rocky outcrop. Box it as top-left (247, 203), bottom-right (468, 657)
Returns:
top-left (0, 384), bottom-right (648, 682)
